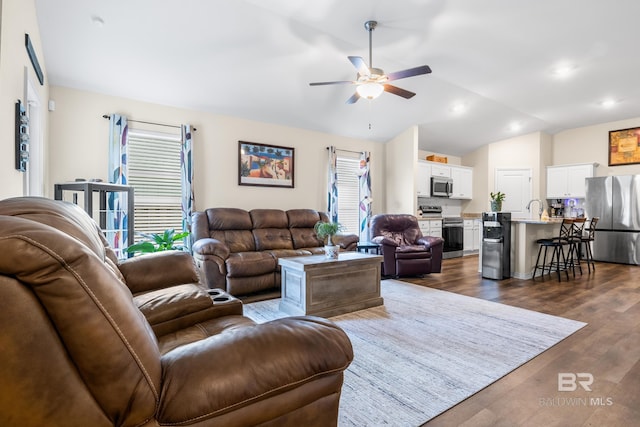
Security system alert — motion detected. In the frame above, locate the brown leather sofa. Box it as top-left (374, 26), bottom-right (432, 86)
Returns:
top-left (0, 197), bottom-right (354, 427)
top-left (370, 213), bottom-right (444, 278)
top-left (192, 208), bottom-right (359, 301)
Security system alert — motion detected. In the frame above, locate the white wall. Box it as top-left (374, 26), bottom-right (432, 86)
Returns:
top-left (0, 0), bottom-right (49, 199)
top-left (553, 116), bottom-right (640, 176)
top-left (384, 126), bottom-right (417, 214)
top-left (417, 149), bottom-right (462, 166)
top-left (48, 86), bottom-right (385, 213)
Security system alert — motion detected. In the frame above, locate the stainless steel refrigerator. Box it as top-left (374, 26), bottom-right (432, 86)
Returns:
top-left (584, 175), bottom-right (640, 265)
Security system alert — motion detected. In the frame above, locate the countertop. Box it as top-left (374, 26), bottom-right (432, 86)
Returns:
top-left (511, 218), bottom-right (563, 224)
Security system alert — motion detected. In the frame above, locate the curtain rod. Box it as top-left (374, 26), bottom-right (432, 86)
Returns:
top-left (102, 115), bottom-right (197, 131)
top-left (326, 147), bottom-right (362, 155)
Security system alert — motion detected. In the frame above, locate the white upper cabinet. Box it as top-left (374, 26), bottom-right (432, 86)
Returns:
top-left (416, 160), bottom-right (473, 199)
top-left (449, 166), bottom-right (473, 199)
top-left (416, 161), bottom-right (431, 196)
top-left (431, 164), bottom-right (451, 177)
top-left (546, 163), bottom-right (596, 199)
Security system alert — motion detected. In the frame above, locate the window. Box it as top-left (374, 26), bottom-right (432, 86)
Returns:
top-left (336, 155), bottom-right (360, 235)
top-left (127, 129), bottom-right (183, 239)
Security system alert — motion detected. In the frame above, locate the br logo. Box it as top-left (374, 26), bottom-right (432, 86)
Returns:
top-left (558, 373), bottom-right (593, 391)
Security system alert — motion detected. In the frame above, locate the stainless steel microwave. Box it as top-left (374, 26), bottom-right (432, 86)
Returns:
top-left (431, 176), bottom-right (453, 197)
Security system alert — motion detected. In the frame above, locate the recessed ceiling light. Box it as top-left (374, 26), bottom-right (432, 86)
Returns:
top-left (551, 64), bottom-right (576, 78)
top-left (509, 122), bottom-right (522, 132)
top-left (451, 103), bottom-right (467, 114)
top-left (600, 99), bottom-right (617, 108)
top-left (91, 15), bottom-right (105, 27)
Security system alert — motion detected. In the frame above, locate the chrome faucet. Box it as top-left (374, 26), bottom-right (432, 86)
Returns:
top-left (526, 199), bottom-right (544, 218)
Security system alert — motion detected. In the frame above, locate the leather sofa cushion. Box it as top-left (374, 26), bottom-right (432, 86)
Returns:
top-left (396, 245), bottom-right (430, 253)
top-left (250, 209), bottom-right (289, 229)
top-left (226, 252), bottom-right (277, 277)
top-left (296, 246), bottom-right (325, 255)
top-left (266, 249), bottom-right (313, 259)
top-left (290, 228), bottom-right (323, 249)
top-left (381, 231), bottom-right (408, 246)
top-left (252, 228), bottom-right (294, 251)
top-left (287, 209), bottom-right (321, 228)
top-left (157, 314), bottom-right (256, 354)
top-left (210, 229), bottom-right (256, 253)
top-left (206, 208), bottom-right (253, 231)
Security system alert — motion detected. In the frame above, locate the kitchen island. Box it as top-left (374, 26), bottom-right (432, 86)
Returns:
top-left (510, 219), bottom-right (563, 279)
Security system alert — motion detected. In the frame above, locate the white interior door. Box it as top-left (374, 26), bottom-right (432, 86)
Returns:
top-left (495, 168), bottom-right (532, 219)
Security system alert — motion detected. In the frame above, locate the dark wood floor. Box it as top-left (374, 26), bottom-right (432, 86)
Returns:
top-left (399, 255), bottom-right (640, 427)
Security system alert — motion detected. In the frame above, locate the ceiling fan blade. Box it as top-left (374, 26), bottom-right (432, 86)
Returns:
top-left (384, 84), bottom-right (416, 99)
top-left (309, 80), bottom-right (355, 86)
top-left (346, 92), bottom-right (361, 104)
top-left (386, 65), bottom-right (432, 82)
top-left (348, 56), bottom-right (370, 77)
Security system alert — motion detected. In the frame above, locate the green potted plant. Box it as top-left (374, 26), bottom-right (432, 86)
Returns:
top-left (490, 191), bottom-right (506, 212)
top-left (314, 221), bottom-right (343, 259)
top-left (125, 229), bottom-right (190, 255)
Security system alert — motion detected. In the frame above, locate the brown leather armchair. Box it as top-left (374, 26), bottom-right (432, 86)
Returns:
top-left (0, 197), bottom-right (353, 427)
top-left (370, 214), bottom-right (444, 278)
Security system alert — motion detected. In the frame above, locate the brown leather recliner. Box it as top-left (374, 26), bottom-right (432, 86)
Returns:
top-left (0, 197), bottom-right (353, 427)
top-left (370, 214), bottom-right (444, 278)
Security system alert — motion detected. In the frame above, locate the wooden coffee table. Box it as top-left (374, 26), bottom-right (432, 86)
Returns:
top-left (278, 252), bottom-right (383, 317)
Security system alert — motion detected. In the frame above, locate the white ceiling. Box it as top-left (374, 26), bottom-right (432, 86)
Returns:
top-left (34, 0), bottom-right (640, 156)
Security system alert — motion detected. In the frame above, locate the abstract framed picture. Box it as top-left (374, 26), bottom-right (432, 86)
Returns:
top-left (238, 141), bottom-right (294, 188)
top-left (609, 127), bottom-right (640, 166)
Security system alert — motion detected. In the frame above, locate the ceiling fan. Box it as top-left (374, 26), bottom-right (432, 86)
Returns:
top-left (309, 20), bottom-right (432, 104)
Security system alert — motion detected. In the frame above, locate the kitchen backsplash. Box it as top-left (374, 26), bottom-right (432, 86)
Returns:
top-left (417, 196), bottom-right (463, 217)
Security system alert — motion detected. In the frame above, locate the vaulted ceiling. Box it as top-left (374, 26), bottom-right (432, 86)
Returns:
top-left (35, 0), bottom-right (640, 156)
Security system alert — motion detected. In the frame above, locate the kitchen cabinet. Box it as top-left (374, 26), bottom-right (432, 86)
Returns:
top-left (416, 161), bottom-right (474, 199)
top-left (463, 219), bottom-right (481, 253)
top-left (546, 163), bottom-right (596, 199)
top-left (418, 219), bottom-right (442, 239)
top-left (450, 166), bottom-right (473, 199)
top-left (416, 161), bottom-right (431, 196)
top-left (430, 164), bottom-right (451, 178)
top-left (473, 219), bottom-right (481, 250)
top-left (463, 220), bottom-right (474, 251)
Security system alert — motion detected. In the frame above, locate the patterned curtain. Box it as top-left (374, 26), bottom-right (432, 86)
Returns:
top-left (181, 124), bottom-right (194, 249)
top-left (359, 151), bottom-right (372, 242)
top-left (107, 114), bottom-right (129, 258)
top-left (327, 146), bottom-right (338, 222)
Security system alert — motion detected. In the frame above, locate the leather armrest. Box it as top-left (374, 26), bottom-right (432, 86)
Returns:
top-left (372, 236), bottom-right (398, 247)
top-left (192, 237), bottom-right (230, 259)
top-left (118, 251), bottom-right (200, 294)
top-left (333, 233), bottom-right (359, 250)
top-left (416, 235), bottom-right (444, 249)
top-left (158, 316), bottom-right (353, 423)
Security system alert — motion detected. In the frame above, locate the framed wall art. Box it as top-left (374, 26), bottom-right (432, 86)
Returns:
top-left (238, 141), bottom-right (294, 188)
top-left (609, 127), bottom-right (640, 166)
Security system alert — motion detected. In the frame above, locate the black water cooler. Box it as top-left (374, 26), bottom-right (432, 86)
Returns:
top-left (481, 212), bottom-right (511, 280)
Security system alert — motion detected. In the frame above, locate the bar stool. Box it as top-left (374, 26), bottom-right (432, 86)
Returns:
top-left (533, 218), bottom-right (573, 281)
top-left (579, 217), bottom-right (599, 273)
top-left (566, 217), bottom-right (586, 276)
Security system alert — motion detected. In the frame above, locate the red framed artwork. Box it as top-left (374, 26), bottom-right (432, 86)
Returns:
top-left (609, 127), bottom-right (640, 166)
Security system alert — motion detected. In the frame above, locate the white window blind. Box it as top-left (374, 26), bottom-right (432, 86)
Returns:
top-left (336, 156), bottom-right (360, 235)
top-left (127, 129), bottom-right (183, 238)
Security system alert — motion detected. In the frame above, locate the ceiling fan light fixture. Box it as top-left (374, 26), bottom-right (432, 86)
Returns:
top-left (357, 82), bottom-right (384, 99)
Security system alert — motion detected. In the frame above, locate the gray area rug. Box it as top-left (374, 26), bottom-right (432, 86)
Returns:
top-left (244, 279), bottom-right (586, 426)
